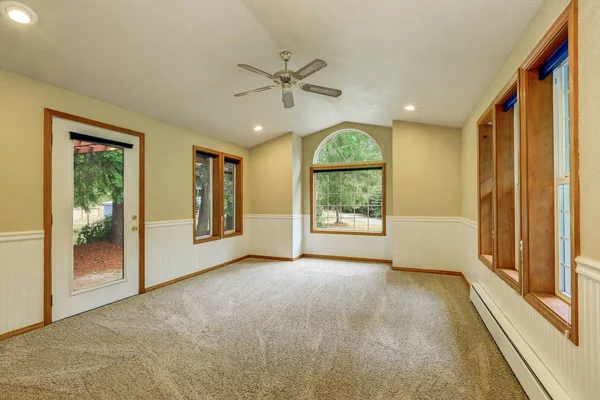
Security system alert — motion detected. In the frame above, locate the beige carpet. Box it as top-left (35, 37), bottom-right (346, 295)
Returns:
top-left (0, 258), bottom-right (526, 399)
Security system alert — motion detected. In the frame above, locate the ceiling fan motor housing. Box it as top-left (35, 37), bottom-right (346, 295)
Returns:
top-left (274, 70), bottom-right (297, 88)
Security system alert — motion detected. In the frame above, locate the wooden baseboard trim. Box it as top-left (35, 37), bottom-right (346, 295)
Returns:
top-left (0, 322), bottom-right (44, 341)
top-left (392, 266), bottom-right (462, 276)
top-left (292, 254), bottom-right (304, 261)
top-left (145, 255), bottom-right (250, 292)
top-left (392, 266), bottom-right (471, 288)
top-left (247, 255), bottom-right (295, 261)
top-left (303, 254), bottom-right (392, 264)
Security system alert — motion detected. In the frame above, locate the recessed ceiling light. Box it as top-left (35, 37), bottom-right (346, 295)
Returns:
top-left (1, 1), bottom-right (38, 24)
top-left (253, 125), bottom-right (263, 132)
top-left (404, 105), bottom-right (416, 111)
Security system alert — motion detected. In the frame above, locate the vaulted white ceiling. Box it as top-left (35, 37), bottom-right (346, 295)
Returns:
top-left (0, 0), bottom-right (542, 147)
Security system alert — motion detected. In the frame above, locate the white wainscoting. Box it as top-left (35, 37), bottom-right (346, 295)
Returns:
top-left (145, 219), bottom-right (248, 288)
top-left (0, 231), bottom-right (44, 336)
top-left (292, 215), bottom-right (303, 258)
top-left (463, 219), bottom-right (600, 400)
top-left (245, 214), bottom-right (295, 258)
top-left (392, 217), bottom-right (463, 270)
top-left (302, 215), bottom-right (392, 260)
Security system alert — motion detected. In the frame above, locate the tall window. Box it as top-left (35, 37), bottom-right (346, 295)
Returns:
top-left (222, 154), bottom-right (243, 238)
top-left (514, 100), bottom-right (520, 272)
top-left (554, 59), bottom-right (571, 300)
top-left (311, 130), bottom-right (385, 235)
top-left (193, 147), bottom-right (243, 243)
top-left (223, 161), bottom-right (236, 233)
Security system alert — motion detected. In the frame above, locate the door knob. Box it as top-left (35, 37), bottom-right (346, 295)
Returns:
top-left (132, 226), bottom-right (139, 231)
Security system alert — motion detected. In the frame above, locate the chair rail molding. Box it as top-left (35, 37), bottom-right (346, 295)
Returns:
top-left (461, 218), bottom-right (477, 229)
top-left (0, 230), bottom-right (44, 243)
top-left (391, 216), bottom-right (464, 223)
top-left (245, 214), bottom-right (301, 220)
top-left (575, 256), bottom-right (600, 283)
top-left (146, 219), bottom-right (193, 229)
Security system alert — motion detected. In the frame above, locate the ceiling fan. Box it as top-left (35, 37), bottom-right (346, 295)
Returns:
top-left (234, 50), bottom-right (342, 109)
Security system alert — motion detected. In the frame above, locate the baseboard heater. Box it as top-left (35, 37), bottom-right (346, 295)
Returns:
top-left (470, 283), bottom-right (571, 400)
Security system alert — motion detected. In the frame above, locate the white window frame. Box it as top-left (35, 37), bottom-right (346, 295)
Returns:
top-left (553, 58), bottom-right (571, 303)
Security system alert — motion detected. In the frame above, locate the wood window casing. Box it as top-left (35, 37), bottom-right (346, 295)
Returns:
top-left (518, 2), bottom-right (579, 345)
top-left (492, 74), bottom-right (521, 293)
top-left (222, 153), bottom-right (243, 238)
top-left (193, 147), bottom-right (222, 244)
top-left (310, 162), bottom-right (386, 237)
top-left (477, 105), bottom-right (494, 270)
top-left (193, 147), bottom-right (243, 244)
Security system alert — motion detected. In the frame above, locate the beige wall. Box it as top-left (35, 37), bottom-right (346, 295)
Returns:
top-left (301, 122), bottom-right (393, 215)
top-left (0, 69), bottom-right (249, 233)
top-left (393, 121), bottom-right (462, 216)
top-left (578, 0), bottom-right (600, 259)
top-left (247, 133), bottom-right (293, 215)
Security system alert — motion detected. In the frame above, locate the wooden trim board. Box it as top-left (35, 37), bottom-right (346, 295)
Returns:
top-left (303, 254), bottom-right (391, 264)
top-left (145, 255), bottom-right (251, 292)
top-left (392, 266), bottom-right (470, 287)
top-left (392, 266), bottom-right (462, 276)
top-left (0, 322), bottom-right (45, 342)
top-left (247, 255), bottom-right (296, 262)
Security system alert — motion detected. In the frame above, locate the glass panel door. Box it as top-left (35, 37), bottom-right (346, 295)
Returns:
top-left (72, 140), bottom-right (124, 291)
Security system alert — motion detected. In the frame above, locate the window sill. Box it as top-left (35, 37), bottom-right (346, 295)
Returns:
top-left (310, 229), bottom-right (385, 237)
top-left (479, 254), bottom-right (493, 270)
top-left (223, 231), bottom-right (243, 239)
top-left (194, 235), bottom-right (221, 245)
top-left (496, 268), bottom-right (520, 293)
top-left (524, 292), bottom-right (573, 343)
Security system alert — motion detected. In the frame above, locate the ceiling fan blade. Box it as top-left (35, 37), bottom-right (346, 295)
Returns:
top-left (233, 85), bottom-right (276, 97)
top-left (237, 64), bottom-right (276, 80)
top-left (293, 59), bottom-right (327, 80)
top-left (300, 83), bottom-right (342, 98)
top-left (282, 91), bottom-right (294, 109)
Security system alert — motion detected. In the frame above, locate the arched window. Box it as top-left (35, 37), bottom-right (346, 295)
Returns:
top-left (311, 130), bottom-right (386, 236)
top-left (313, 129), bottom-right (383, 164)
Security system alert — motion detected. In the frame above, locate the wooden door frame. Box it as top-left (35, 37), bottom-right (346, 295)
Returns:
top-left (43, 109), bottom-right (146, 325)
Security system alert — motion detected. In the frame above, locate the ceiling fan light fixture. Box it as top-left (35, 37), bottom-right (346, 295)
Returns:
top-left (404, 105), bottom-right (416, 111)
top-left (1, 1), bottom-right (38, 24)
top-left (234, 50), bottom-right (341, 109)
